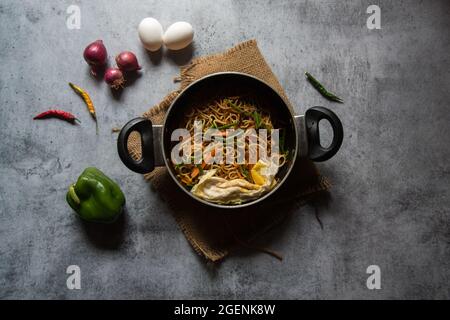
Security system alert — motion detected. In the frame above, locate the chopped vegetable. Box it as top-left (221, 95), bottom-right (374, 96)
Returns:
top-left (239, 165), bottom-right (252, 182)
top-left (305, 72), bottom-right (343, 103)
top-left (216, 121), bottom-right (239, 130)
top-left (226, 99), bottom-right (251, 116)
top-left (252, 111), bottom-right (262, 129)
top-left (203, 149), bottom-right (216, 164)
top-left (226, 99), bottom-right (264, 129)
top-left (174, 163), bottom-right (183, 170)
top-left (191, 167), bottom-right (200, 178)
top-left (191, 166), bottom-right (200, 178)
top-left (216, 131), bottom-right (228, 137)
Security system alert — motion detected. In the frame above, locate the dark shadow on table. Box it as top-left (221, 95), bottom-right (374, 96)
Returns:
top-left (142, 46), bottom-right (163, 65)
top-left (80, 208), bottom-right (128, 250)
top-left (110, 71), bottom-right (142, 101)
top-left (143, 157), bottom-right (333, 264)
top-left (308, 190), bottom-right (332, 230)
top-left (165, 43), bottom-right (194, 66)
top-left (230, 189), bottom-right (332, 261)
top-left (110, 86), bottom-right (124, 100)
top-left (110, 71), bottom-right (143, 100)
top-left (85, 65), bottom-right (107, 82)
top-left (124, 70), bottom-right (142, 87)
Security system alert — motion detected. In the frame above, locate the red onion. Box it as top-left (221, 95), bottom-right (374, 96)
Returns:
top-left (104, 68), bottom-right (125, 89)
top-left (84, 40), bottom-right (107, 76)
top-left (115, 51), bottom-right (141, 72)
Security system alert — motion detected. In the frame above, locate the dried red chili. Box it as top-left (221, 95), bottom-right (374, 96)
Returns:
top-left (33, 110), bottom-right (80, 124)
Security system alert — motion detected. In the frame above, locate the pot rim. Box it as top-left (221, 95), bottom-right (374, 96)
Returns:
top-left (161, 71), bottom-right (299, 210)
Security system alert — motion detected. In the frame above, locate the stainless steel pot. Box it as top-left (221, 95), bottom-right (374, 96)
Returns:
top-left (117, 72), bottom-right (343, 208)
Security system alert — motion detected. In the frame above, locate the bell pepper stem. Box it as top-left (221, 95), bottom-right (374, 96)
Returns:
top-left (68, 185), bottom-right (81, 205)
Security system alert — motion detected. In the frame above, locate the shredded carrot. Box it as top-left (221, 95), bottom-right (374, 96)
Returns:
top-left (191, 167), bottom-right (200, 178)
top-left (203, 149), bottom-right (216, 164)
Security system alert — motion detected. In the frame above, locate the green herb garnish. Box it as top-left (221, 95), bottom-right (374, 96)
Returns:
top-left (174, 163), bottom-right (183, 170)
top-left (252, 111), bottom-right (262, 129)
top-left (226, 99), bottom-right (252, 116)
top-left (216, 121), bottom-right (239, 130)
top-left (239, 165), bottom-right (252, 183)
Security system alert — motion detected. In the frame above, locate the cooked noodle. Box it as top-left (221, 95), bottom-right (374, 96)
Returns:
top-left (172, 97), bottom-right (288, 188)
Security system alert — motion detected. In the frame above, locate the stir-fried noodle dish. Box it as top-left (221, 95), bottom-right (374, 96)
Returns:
top-left (171, 97), bottom-right (289, 205)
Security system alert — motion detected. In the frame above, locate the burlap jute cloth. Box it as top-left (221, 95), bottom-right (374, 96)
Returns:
top-left (127, 40), bottom-right (331, 262)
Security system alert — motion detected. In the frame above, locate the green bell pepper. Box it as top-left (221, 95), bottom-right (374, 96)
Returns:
top-left (66, 167), bottom-right (126, 223)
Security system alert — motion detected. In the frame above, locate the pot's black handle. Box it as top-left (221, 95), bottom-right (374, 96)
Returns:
top-left (306, 106), bottom-right (343, 162)
top-left (117, 117), bottom-right (155, 174)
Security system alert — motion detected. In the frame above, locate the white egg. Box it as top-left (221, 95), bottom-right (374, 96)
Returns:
top-left (138, 17), bottom-right (164, 52)
top-left (163, 21), bottom-right (194, 51)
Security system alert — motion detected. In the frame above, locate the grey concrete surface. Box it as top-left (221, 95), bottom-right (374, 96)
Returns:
top-left (0, 0), bottom-right (449, 299)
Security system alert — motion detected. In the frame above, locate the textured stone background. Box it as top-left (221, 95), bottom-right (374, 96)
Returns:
top-left (0, 0), bottom-right (449, 299)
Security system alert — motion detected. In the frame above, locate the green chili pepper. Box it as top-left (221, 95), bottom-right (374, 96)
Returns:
top-left (305, 72), bottom-right (343, 103)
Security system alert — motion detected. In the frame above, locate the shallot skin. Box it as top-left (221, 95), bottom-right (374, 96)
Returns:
top-left (84, 40), bottom-right (108, 76)
top-left (116, 51), bottom-right (141, 72)
top-left (104, 68), bottom-right (125, 90)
